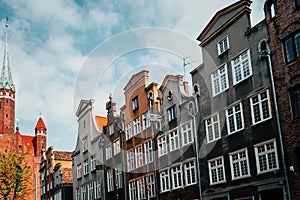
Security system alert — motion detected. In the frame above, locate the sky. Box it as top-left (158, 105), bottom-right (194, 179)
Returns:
top-left (0, 0), bottom-right (265, 151)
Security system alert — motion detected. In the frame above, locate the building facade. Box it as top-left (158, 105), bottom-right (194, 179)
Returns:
top-left (264, 0), bottom-right (300, 199)
top-left (156, 75), bottom-right (200, 199)
top-left (72, 99), bottom-right (107, 200)
top-left (103, 95), bottom-right (126, 200)
top-left (40, 146), bottom-right (73, 200)
top-left (121, 70), bottom-right (161, 200)
top-left (191, 0), bottom-right (288, 199)
top-left (0, 22), bottom-right (46, 200)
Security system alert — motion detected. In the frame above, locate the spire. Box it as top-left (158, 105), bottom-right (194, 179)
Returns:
top-left (35, 117), bottom-right (47, 130)
top-left (0, 17), bottom-right (15, 92)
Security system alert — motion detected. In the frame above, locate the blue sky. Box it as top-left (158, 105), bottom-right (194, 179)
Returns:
top-left (0, 0), bottom-right (265, 151)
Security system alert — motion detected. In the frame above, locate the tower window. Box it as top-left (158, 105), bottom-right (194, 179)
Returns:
top-left (6, 114), bottom-right (8, 118)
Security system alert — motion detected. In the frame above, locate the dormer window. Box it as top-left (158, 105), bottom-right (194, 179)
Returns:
top-left (132, 96), bottom-right (139, 111)
top-left (217, 36), bottom-right (230, 55)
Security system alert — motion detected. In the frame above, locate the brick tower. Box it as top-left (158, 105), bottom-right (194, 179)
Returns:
top-left (34, 117), bottom-right (47, 157)
top-left (0, 19), bottom-right (15, 137)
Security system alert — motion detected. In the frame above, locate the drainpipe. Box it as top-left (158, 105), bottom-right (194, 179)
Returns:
top-left (260, 52), bottom-right (291, 200)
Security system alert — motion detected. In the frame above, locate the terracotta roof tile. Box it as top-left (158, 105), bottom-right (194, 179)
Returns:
top-left (35, 117), bottom-right (46, 129)
top-left (95, 116), bottom-right (107, 131)
top-left (53, 151), bottom-right (72, 160)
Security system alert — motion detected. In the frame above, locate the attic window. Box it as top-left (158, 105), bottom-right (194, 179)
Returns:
top-left (217, 36), bottom-right (230, 55)
top-left (132, 96), bottom-right (139, 111)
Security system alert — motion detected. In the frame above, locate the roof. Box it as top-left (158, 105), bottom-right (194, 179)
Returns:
top-left (95, 116), bottom-right (107, 131)
top-left (53, 151), bottom-right (72, 161)
top-left (22, 135), bottom-right (34, 146)
top-left (35, 117), bottom-right (46, 129)
top-left (197, 0), bottom-right (252, 45)
top-left (61, 167), bottom-right (73, 184)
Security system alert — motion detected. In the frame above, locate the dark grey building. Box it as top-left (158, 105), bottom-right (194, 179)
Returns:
top-left (191, 0), bottom-right (288, 199)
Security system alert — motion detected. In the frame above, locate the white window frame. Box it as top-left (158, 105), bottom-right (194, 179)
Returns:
top-left (167, 106), bottom-right (176, 121)
top-left (208, 156), bottom-right (226, 185)
top-left (181, 121), bottom-right (193, 146)
top-left (81, 185), bottom-right (87, 200)
top-left (142, 110), bottom-right (151, 130)
top-left (129, 181), bottom-right (136, 200)
top-left (254, 139), bottom-right (279, 174)
top-left (88, 182), bottom-right (94, 200)
top-left (169, 129), bottom-right (180, 151)
top-left (159, 169), bottom-right (170, 192)
top-left (250, 90), bottom-right (272, 125)
top-left (109, 124), bottom-right (114, 135)
top-left (226, 102), bottom-right (244, 134)
top-left (132, 96), bottom-right (139, 111)
top-left (231, 49), bottom-right (253, 85)
top-left (83, 160), bottom-right (89, 176)
top-left (146, 174), bottom-right (155, 197)
top-left (126, 122), bottom-right (132, 140)
top-left (136, 177), bottom-right (145, 200)
top-left (133, 117), bottom-right (141, 135)
top-left (157, 135), bottom-right (167, 157)
top-left (115, 165), bottom-right (123, 188)
top-left (107, 169), bottom-right (114, 192)
top-left (229, 148), bottom-right (251, 180)
top-left (76, 188), bottom-right (80, 200)
top-left (205, 113), bottom-right (221, 143)
top-left (77, 163), bottom-right (82, 179)
top-left (105, 143), bottom-right (112, 160)
top-left (184, 160), bottom-right (197, 186)
top-left (171, 165), bottom-right (183, 189)
top-left (113, 139), bottom-right (121, 155)
top-left (135, 144), bottom-right (144, 168)
top-left (211, 64), bottom-right (229, 96)
top-left (144, 140), bottom-right (153, 164)
top-left (95, 179), bottom-right (101, 199)
top-left (217, 36), bottom-right (230, 55)
top-left (91, 155), bottom-right (96, 172)
top-left (127, 149), bottom-right (135, 171)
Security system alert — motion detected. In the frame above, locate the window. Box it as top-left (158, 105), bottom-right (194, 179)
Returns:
top-left (95, 179), bottom-right (102, 199)
top-left (81, 185), bottom-right (87, 200)
top-left (167, 106), bottom-right (176, 122)
top-left (82, 136), bottom-right (88, 152)
top-left (158, 135), bottom-right (167, 157)
top-left (250, 90), bottom-right (272, 125)
top-left (171, 165), bottom-right (183, 189)
top-left (91, 155), bottom-right (96, 172)
top-left (106, 143), bottom-right (112, 160)
top-left (290, 85), bottom-right (300, 118)
top-left (109, 124), bottom-right (114, 135)
top-left (88, 182), bottom-right (94, 200)
top-left (208, 156), bottom-right (226, 185)
top-left (181, 121), bottom-right (193, 145)
top-left (217, 36), bottom-right (230, 55)
top-left (113, 139), bottom-right (121, 155)
top-left (226, 102), bottom-right (244, 134)
top-left (77, 163), bottom-right (82, 179)
top-left (146, 174), bottom-right (155, 197)
top-left (135, 145), bottom-right (143, 168)
top-left (205, 114), bottom-right (220, 143)
top-left (229, 148), bottom-right (250, 180)
top-left (76, 188), bottom-right (80, 200)
top-left (211, 64), bottom-right (229, 96)
top-left (184, 160), bottom-right (197, 186)
top-left (144, 140), bottom-right (153, 164)
top-left (107, 169), bottom-right (114, 192)
top-left (127, 149), bottom-right (135, 171)
top-left (132, 96), bottom-right (139, 111)
top-left (115, 165), bottom-right (123, 188)
top-left (169, 129), bottom-right (179, 151)
top-left (129, 181), bottom-right (136, 200)
top-left (284, 30), bottom-right (300, 63)
top-left (133, 117), bottom-right (141, 135)
top-left (136, 177), bottom-right (145, 200)
top-left (231, 49), bottom-right (252, 85)
top-left (254, 139), bottom-right (279, 174)
top-left (142, 110), bottom-right (151, 130)
top-left (160, 169), bottom-right (170, 192)
top-left (83, 160), bottom-right (89, 176)
top-left (126, 122), bottom-right (132, 140)
top-left (296, 0), bottom-right (300, 7)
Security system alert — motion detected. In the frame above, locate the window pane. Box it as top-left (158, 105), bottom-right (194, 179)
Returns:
top-left (285, 38), bottom-right (294, 63)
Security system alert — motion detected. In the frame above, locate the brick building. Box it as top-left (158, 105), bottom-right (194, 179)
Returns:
top-left (264, 0), bottom-right (300, 199)
top-left (40, 146), bottom-right (73, 200)
top-left (0, 21), bottom-right (46, 199)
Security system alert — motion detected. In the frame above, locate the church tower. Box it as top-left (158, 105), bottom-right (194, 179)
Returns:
top-left (0, 18), bottom-right (15, 136)
top-left (34, 117), bottom-right (47, 157)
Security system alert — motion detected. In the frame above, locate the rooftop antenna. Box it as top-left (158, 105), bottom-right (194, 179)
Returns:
top-left (183, 57), bottom-right (195, 82)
